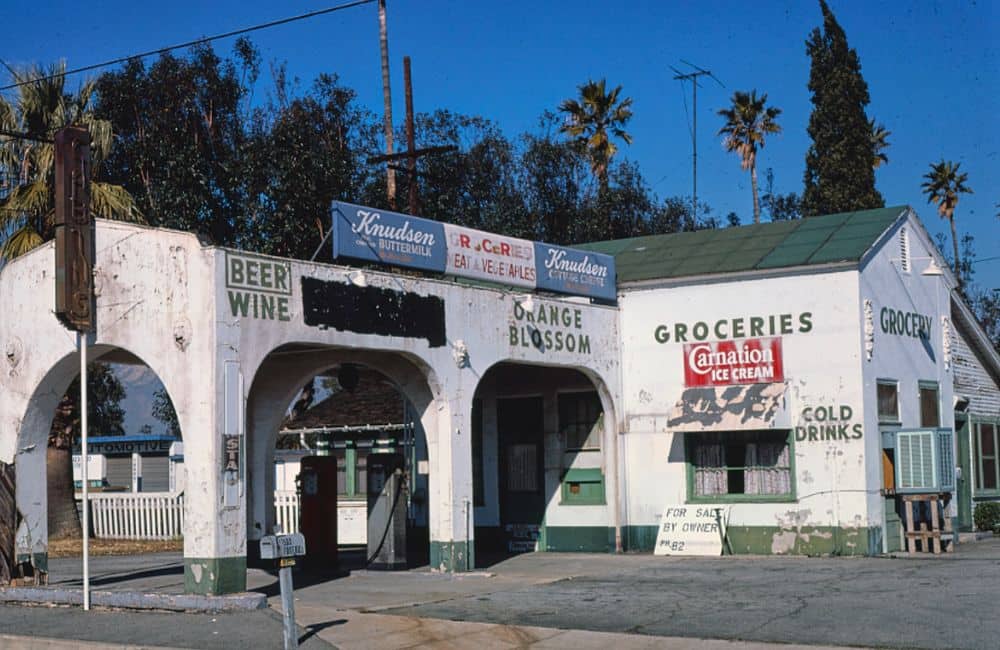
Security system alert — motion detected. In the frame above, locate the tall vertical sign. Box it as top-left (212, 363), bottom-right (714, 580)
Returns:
top-left (54, 127), bottom-right (94, 332)
top-left (53, 126), bottom-right (93, 610)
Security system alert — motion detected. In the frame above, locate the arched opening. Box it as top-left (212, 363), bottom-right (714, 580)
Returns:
top-left (246, 345), bottom-right (438, 574)
top-left (14, 346), bottom-right (184, 583)
top-left (472, 362), bottom-right (617, 567)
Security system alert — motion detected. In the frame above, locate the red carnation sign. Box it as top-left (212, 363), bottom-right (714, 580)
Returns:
top-left (683, 337), bottom-right (784, 387)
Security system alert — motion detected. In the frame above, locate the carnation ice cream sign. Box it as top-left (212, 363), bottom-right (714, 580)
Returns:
top-left (684, 337), bottom-right (784, 387)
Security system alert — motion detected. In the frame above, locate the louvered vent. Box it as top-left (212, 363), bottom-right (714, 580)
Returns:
top-left (899, 227), bottom-right (910, 273)
top-left (898, 430), bottom-right (935, 490)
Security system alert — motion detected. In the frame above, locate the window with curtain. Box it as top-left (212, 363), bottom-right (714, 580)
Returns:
top-left (974, 420), bottom-right (998, 493)
top-left (687, 430), bottom-right (793, 500)
top-left (877, 380), bottom-right (899, 423)
top-left (918, 382), bottom-right (940, 428)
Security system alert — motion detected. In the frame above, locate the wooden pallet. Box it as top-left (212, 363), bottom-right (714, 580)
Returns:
top-left (902, 494), bottom-right (953, 554)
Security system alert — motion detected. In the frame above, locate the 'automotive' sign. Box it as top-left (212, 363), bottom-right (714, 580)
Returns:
top-left (683, 337), bottom-right (784, 387)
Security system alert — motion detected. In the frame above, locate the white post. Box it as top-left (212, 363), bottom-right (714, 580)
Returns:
top-left (80, 333), bottom-right (90, 611)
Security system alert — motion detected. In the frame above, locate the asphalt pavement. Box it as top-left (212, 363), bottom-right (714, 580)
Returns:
top-left (1, 538), bottom-right (999, 649)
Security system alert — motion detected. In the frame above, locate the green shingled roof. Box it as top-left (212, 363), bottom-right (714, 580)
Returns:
top-left (578, 206), bottom-right (907, 283)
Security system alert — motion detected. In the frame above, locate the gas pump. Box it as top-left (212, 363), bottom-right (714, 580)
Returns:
top-left (297, 455), bottom-right (338, 571)
top-left (367, 452), bottom-right (407, 570)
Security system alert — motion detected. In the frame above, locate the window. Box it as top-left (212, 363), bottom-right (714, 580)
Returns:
top-left (686, 430), bottom-right (793, 501)
top-left (918, 382), bottom-right (940, 428)
top-left (877, 380), bottom-right (899, 423)
top-left (974, 420), bottom-right (998, 493)
top-left (559, 391), bottom-right (603, 450)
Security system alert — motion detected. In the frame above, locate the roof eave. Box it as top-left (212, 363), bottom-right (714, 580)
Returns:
top-left (618, 260), bottom-right (859, 291)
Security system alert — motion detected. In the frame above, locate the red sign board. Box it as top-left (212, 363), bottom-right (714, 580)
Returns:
top-left (684, 337), bottom-right (784, 387)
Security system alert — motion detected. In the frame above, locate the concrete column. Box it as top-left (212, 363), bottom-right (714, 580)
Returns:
top-left (428, 383), bottom-right (476, 572)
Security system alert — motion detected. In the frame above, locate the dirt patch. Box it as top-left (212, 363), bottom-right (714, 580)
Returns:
top-left (48, 536), bottom-right (183, 558)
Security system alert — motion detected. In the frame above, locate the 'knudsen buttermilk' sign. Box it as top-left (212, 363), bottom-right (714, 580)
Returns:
top-left (332, 201), bottom-right (446, 273)
top-left (330, 201), bottom-right (615, 301)
top-left (684, 337), bottom-right (784, 387)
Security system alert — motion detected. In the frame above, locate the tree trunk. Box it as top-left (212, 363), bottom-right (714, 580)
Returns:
top-left (46, 447), bottom-right (82, 540)
top-left (949, 214), bottom-right (961, 286)
top-left (751, 163), bottom-right (761, 224)
top-left (379, 0), bottom-right (396, 208)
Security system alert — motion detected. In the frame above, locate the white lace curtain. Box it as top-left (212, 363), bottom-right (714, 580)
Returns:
top-left (694, 443), bottom-right (727, 496)
top-left (744, 442), bottom-right (790, 495)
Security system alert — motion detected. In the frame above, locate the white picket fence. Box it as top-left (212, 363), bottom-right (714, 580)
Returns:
top-left (87, 492), bottom-right (184, 540)
top-left (274, 490), bottom-right (300, 534)
top-left (80, 491), bottom-right (366, 543)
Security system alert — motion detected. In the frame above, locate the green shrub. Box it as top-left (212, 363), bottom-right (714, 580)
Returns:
top-left (973, 501), bottom-right (1000, 532)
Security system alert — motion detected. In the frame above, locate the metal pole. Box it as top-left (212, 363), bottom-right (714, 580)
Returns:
top-left (279, 565), bottom-right (298, 649)
top-left (80, 333), bottom-right (89, 611)
top-left (692, 80), bottom-right (697, 220)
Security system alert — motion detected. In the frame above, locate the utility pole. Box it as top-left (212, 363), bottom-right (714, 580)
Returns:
top-left (378, 0), bottom-right (396, 209)
top-left (367, 56), bottom-right (456, 216)
top-left (671, 61), bottom-right (723, 220)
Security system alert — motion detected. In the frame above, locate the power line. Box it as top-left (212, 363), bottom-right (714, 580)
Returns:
top-left (0, 0), bottom-right (375, 92)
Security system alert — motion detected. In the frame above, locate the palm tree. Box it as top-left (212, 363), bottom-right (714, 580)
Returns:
top-left (0, 62), bottom-right (142, 262)
top-left (377, 0), bottom-right (396, 208)
top-left (921, 160), bottom-right (973, 280)
top-left (717, 90), bottom-right (782, 224)
top-left (870, 120), bottom-right (890, 169)
top-left (558, 79), bottom-right (633, 193)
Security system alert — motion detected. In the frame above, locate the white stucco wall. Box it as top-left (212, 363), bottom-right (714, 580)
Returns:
top-left (618, 267), bottom-right (872, 551)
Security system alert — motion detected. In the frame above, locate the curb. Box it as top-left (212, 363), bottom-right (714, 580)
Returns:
top-left (0, 587), bottom-right (267, 612)
top-left (0, 633), bottom-right (186, 650)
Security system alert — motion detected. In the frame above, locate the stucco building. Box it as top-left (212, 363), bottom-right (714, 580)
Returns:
top-left (1, 203), bottom-right (996, 594)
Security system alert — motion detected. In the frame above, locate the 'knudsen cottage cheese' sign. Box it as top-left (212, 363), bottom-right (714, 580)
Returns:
top-left (683, 337), bottom-right (784, 387)
top-left (332, 201), bottom-right (446, 272)
top-left (534, 243), bottom-right (616, 301)
top-left (330, 201), bottom-right (616, 301)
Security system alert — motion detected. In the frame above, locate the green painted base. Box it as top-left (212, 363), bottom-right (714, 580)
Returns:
top-left (429, 540), bottom-right (474, 572)
top-left (624, 525), bottom-right (877, 556)
top-left (543, 526), bottom-right (614, 552)
top-left (184, 557), bottom-right (247, 595)
top-left (15, 552), bottom-right (48, 573)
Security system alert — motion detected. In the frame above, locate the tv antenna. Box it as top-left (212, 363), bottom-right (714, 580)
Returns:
top-left (671, 60), bottom-right (724, 220)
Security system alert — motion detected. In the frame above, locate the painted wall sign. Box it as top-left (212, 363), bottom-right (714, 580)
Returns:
top-left (301, 276), bottom-right (447, 347)
top-left (226, 252), bottom-right (292, 322)
top-left (444, 224), bottom-right (536, 288)
top-left (331, 201), bottom-right (446, 272)
top-left (534, 243), bottom-right (616, 301)
top-left (794, 404), bottom-right (862, 441)
top-left (508, 301), bottom-right (591, 354)
top-left (223, 435), bottom-right (240, 472)
top-left (879, 306), bottom-right (931, 340)
top-left (684, 337), bottom-right (784, 387)
top-left (654, 312), bottom-right (812, 343)
top-left (654, 505), bottom-right (726, 556)
top-left (329, 202), bottom-right (617, 301)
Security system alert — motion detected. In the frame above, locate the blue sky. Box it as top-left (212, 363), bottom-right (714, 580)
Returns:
top-left (5, 0), bottom-right (996, 434)
top-left (6, 0), bottom-right (997, 290)
top-left (3, 1), bottom-right (996, 256)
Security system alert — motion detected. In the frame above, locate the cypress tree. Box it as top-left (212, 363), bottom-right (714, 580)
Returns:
top-left (801, 0), bottom-right (883, 216)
